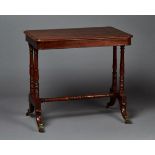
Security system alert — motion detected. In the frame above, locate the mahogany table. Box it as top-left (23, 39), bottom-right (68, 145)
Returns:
top-left (24, 27), bottom-right (133, 132)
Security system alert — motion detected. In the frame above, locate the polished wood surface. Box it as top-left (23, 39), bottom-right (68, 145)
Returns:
top-left (24, 27), bottom-right (133, 49)
top-left (24, 27), bottom-right (133, 132)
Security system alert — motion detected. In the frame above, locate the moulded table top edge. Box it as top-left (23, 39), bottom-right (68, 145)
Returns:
top-left (24, 26), bottom-right (133, 49)
top-left (24, 26), bottom-right (133, 42)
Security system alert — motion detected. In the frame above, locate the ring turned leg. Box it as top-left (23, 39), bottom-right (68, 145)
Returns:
top-left (106, 46), bottom-right (117, 108)
top-left (33, 48), bottom-right (45, 132)
top-left (119, 46), bottom-right (131, 124)
top-left (26, 44), bottom-right (35, 116)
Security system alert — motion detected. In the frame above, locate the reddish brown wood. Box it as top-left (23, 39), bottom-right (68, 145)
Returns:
top-left (112, 46), bottom-right (117, 95)
top-left (33, 48), bottom-right (39, 99)
top-left (29, 44), bottom-right (34, 95)
top-left (120, 46), bottom-right (125, 95)
top-left (40, 93), bottom-right (114, 103)
top-left (24, 26), bottom-right (133, 132)
top-left (119, 46), bottom-right (130, 123)
top-left (24, 27), bottom-right (133, 49)
top-left (26, 44), bottom-right (34, 115)
top-left (106, 46), bottom-right (117, 108)
top-left (33, 48), bottom-right (44, 132)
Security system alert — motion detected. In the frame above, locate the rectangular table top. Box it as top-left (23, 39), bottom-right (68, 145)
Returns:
top-left (24, 26), bottom-right (133, 49)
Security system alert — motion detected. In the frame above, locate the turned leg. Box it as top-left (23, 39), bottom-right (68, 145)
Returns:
top-left (106, 46), bottom-right (117, 108)
top-left (119, 46), bottom-right (131, 124)
top-left (26, 44), bottom-right (35, 116)
top-left (33, 48), bottom-right (44, 132)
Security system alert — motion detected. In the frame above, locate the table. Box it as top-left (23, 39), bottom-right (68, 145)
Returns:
top-left (24, 27), bottom-right (133, 132)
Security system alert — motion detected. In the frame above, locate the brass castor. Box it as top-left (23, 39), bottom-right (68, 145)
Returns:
top-left (26, 109), bottom-right (33, 116)
top-left (38, 124), bottom-right (45, 133)
top-left (124, 119), bottom-right (132, 124)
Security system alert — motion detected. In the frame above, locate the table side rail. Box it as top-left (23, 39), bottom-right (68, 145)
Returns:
top-left (39, 92), bottom-right (115, 103)
top-left (25, 36), bottom-right (131, 49)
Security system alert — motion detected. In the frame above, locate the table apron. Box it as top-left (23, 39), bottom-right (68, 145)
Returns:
top-left (26, 36), bottom-right (131, 50)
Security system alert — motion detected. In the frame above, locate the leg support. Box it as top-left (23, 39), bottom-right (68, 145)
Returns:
top-left (106, 46), bottom-right (117, 108)
top-left (33, 48), bottom-right (45, 132)
top-left (119, 46), bottom-right (131, 124)
top-left (25, 45), bottom-right (131, 132)
top-left (26, 44), bottom-right (35, 116)
top-left (26, 45), bottom-right (44, 132)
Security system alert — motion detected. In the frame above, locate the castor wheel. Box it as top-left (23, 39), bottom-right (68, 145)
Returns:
top-left (124, 119), bottom-right (132, 124)
top-left (26, 109), bottom-right (31, 116)
top-left (38, 124), bottom-right (45, 133)
top-left (26, 112), bottom-right (29, 116)
top-left (26, 109), bottom-right (34, 117)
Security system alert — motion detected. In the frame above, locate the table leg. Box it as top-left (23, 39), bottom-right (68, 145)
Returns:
top-left (33, 48), bottom-right (45, 132)
top-left (26, 44), bottom-right (35, 116)
top-left (106, 46), bottom-right (117, 108)
top-left (119, 46), bottom-right (131, 124)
